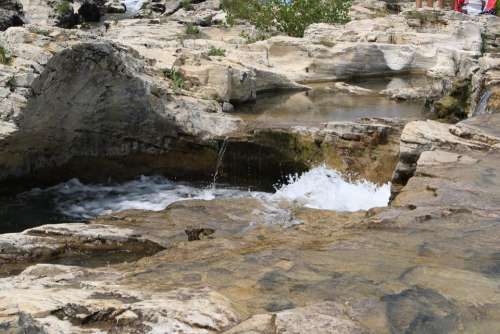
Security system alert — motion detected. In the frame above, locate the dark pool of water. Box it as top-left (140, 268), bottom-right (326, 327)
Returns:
top-left (0, 177), bottom-right (259, 234)
top-left (0, 193), bottom-right (81, 234)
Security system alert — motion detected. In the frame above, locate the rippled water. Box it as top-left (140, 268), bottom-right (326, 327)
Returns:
top-left (0, 166), bottom-right (390, 233)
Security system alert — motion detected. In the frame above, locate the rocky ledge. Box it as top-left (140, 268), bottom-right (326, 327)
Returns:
top-left (2, 111), bottom-right (500, 331)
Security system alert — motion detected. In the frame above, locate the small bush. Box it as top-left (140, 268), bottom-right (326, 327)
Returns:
top-left (56, 0), bottom-right (73, 16)
top-left (222, 0), bottom-right (351, 38)
top-left (240, 30), bottom-right (271, 44)
top-left (163, 67), bottom-right (185, 92)
top-left (0, 46), bottom-right (12, 65)
top-left (185, 23), bottom-right (200, 35)
top-left (207, 46), bottom-right (226, 57)
top-left (181, 0), bottom-right (194, 11)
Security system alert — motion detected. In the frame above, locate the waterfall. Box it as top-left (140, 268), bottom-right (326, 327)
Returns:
top-left (20, 167), bottom-right (390, 219)
top-left (475, 90), bottom-right (492, 115)
top-left (272, 165), bottom-right (390, 211)
top-left (211, 137), bottom-right (229, 189)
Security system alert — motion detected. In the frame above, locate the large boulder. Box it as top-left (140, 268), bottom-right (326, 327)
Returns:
top-left (0, 26), bottom-right (242, 190)
top-left (390, 114), bottom-right (500, 198)
top-left (0, 0), bottom-right (24, 31)
top-left (78, 0), bottom-right (102, 22)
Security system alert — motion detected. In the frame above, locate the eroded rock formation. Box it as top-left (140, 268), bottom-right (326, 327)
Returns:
top-left (1, 1), bottom-right (500, 333)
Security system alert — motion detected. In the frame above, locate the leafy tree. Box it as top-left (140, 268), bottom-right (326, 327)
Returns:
top-left (222, 0), bottom-right (351, 38)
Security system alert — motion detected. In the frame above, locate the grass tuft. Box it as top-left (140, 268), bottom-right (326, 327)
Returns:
top-left (207, 46), bottom-right (226, 57)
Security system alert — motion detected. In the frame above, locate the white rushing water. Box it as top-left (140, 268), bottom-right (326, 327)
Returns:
top-left (475, 90), bottom-right (492, 115)
top-left (27, 166), bottom-right (390, 219)
top-left (272, 165), bottom-right (390, 211)
top-left (123, 0), bottom-right (143, 13)
top-left (30, 176), bottom-right (256, 219)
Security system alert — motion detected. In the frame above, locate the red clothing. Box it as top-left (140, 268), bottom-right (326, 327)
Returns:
top-left (484, 0), bottom-right (496, 11)
top-left (454, 0), bottom-right (466, 12)
top-left (455, 0), bottom-right (498, 13)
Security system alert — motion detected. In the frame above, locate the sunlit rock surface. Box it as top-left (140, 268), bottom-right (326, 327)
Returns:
top-left (1, 0), bottom-right (500, 333)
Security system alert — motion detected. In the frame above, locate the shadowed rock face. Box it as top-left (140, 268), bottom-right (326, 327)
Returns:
top-left (0, 37), bottom-right (246, 192)
top-left (0, 42), bottom-right (179, 188)
top-left (0, 0), bottom-right (23, 31)
top-left (0, 38), bottom-right (405, 192)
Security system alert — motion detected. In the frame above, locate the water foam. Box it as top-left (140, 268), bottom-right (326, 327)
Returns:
top-left (32, 176), bottom-right (256, 219)
top-left (272, 165), bottom-right (390, 211)
top-left (26, 166), bottom-right (390, 219)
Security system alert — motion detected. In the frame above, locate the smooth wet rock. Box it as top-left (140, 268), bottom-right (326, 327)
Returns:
top-left (400, 266), bottom-right (500, 306)
top-left (383, 287), bottom-right (460, 334)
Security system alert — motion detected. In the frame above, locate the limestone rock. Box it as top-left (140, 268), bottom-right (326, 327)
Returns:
top-left (391, 115), bottom-right (500, 198)
top-left (137, 0), bottom-right (181, 17)
top-left (0, 26), bottom-right (243, 186)
top-left (17, 0), bottom-right (73, 26)
top-left (169, 0), bottom-right (221, 26)
top-left (224, 302), bottom-right (367, 334)
top-left (0, 264), bottom-right (240, 333)
top-left (0, 222), bottom-right (165, 265)
top-left (104, 0), bottom-right (126, 13)
top-left (298, 10), bottom-right (482, 82)
top-left (350, 0), bottom-right (390, 20)
top-left (332, 82), bottom-right (375, 96)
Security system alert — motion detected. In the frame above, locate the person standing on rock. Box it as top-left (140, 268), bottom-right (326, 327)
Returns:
top-left (416, 0), bottom-right (445, 8)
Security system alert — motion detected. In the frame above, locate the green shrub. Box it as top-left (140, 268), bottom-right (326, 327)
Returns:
top-left (181, 0), bottom-right (194, 11)
top-left (207, 46), bottom-right (226, 57)
top-left (163, 67), bottom-right (185, 92)
top-left (185, 23), bottom-right (200, 35)
top-left (56, 0), bottom-right (73, 16)
top-left (222, 0), bottom-right (351, 38)
top-left (0, 46), bottom-right (12, 65)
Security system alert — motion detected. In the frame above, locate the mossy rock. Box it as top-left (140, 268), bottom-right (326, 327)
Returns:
top-left (488, 87), bottom-right (500, 113)
top-left (434, 96), bottom-right (463, 120)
